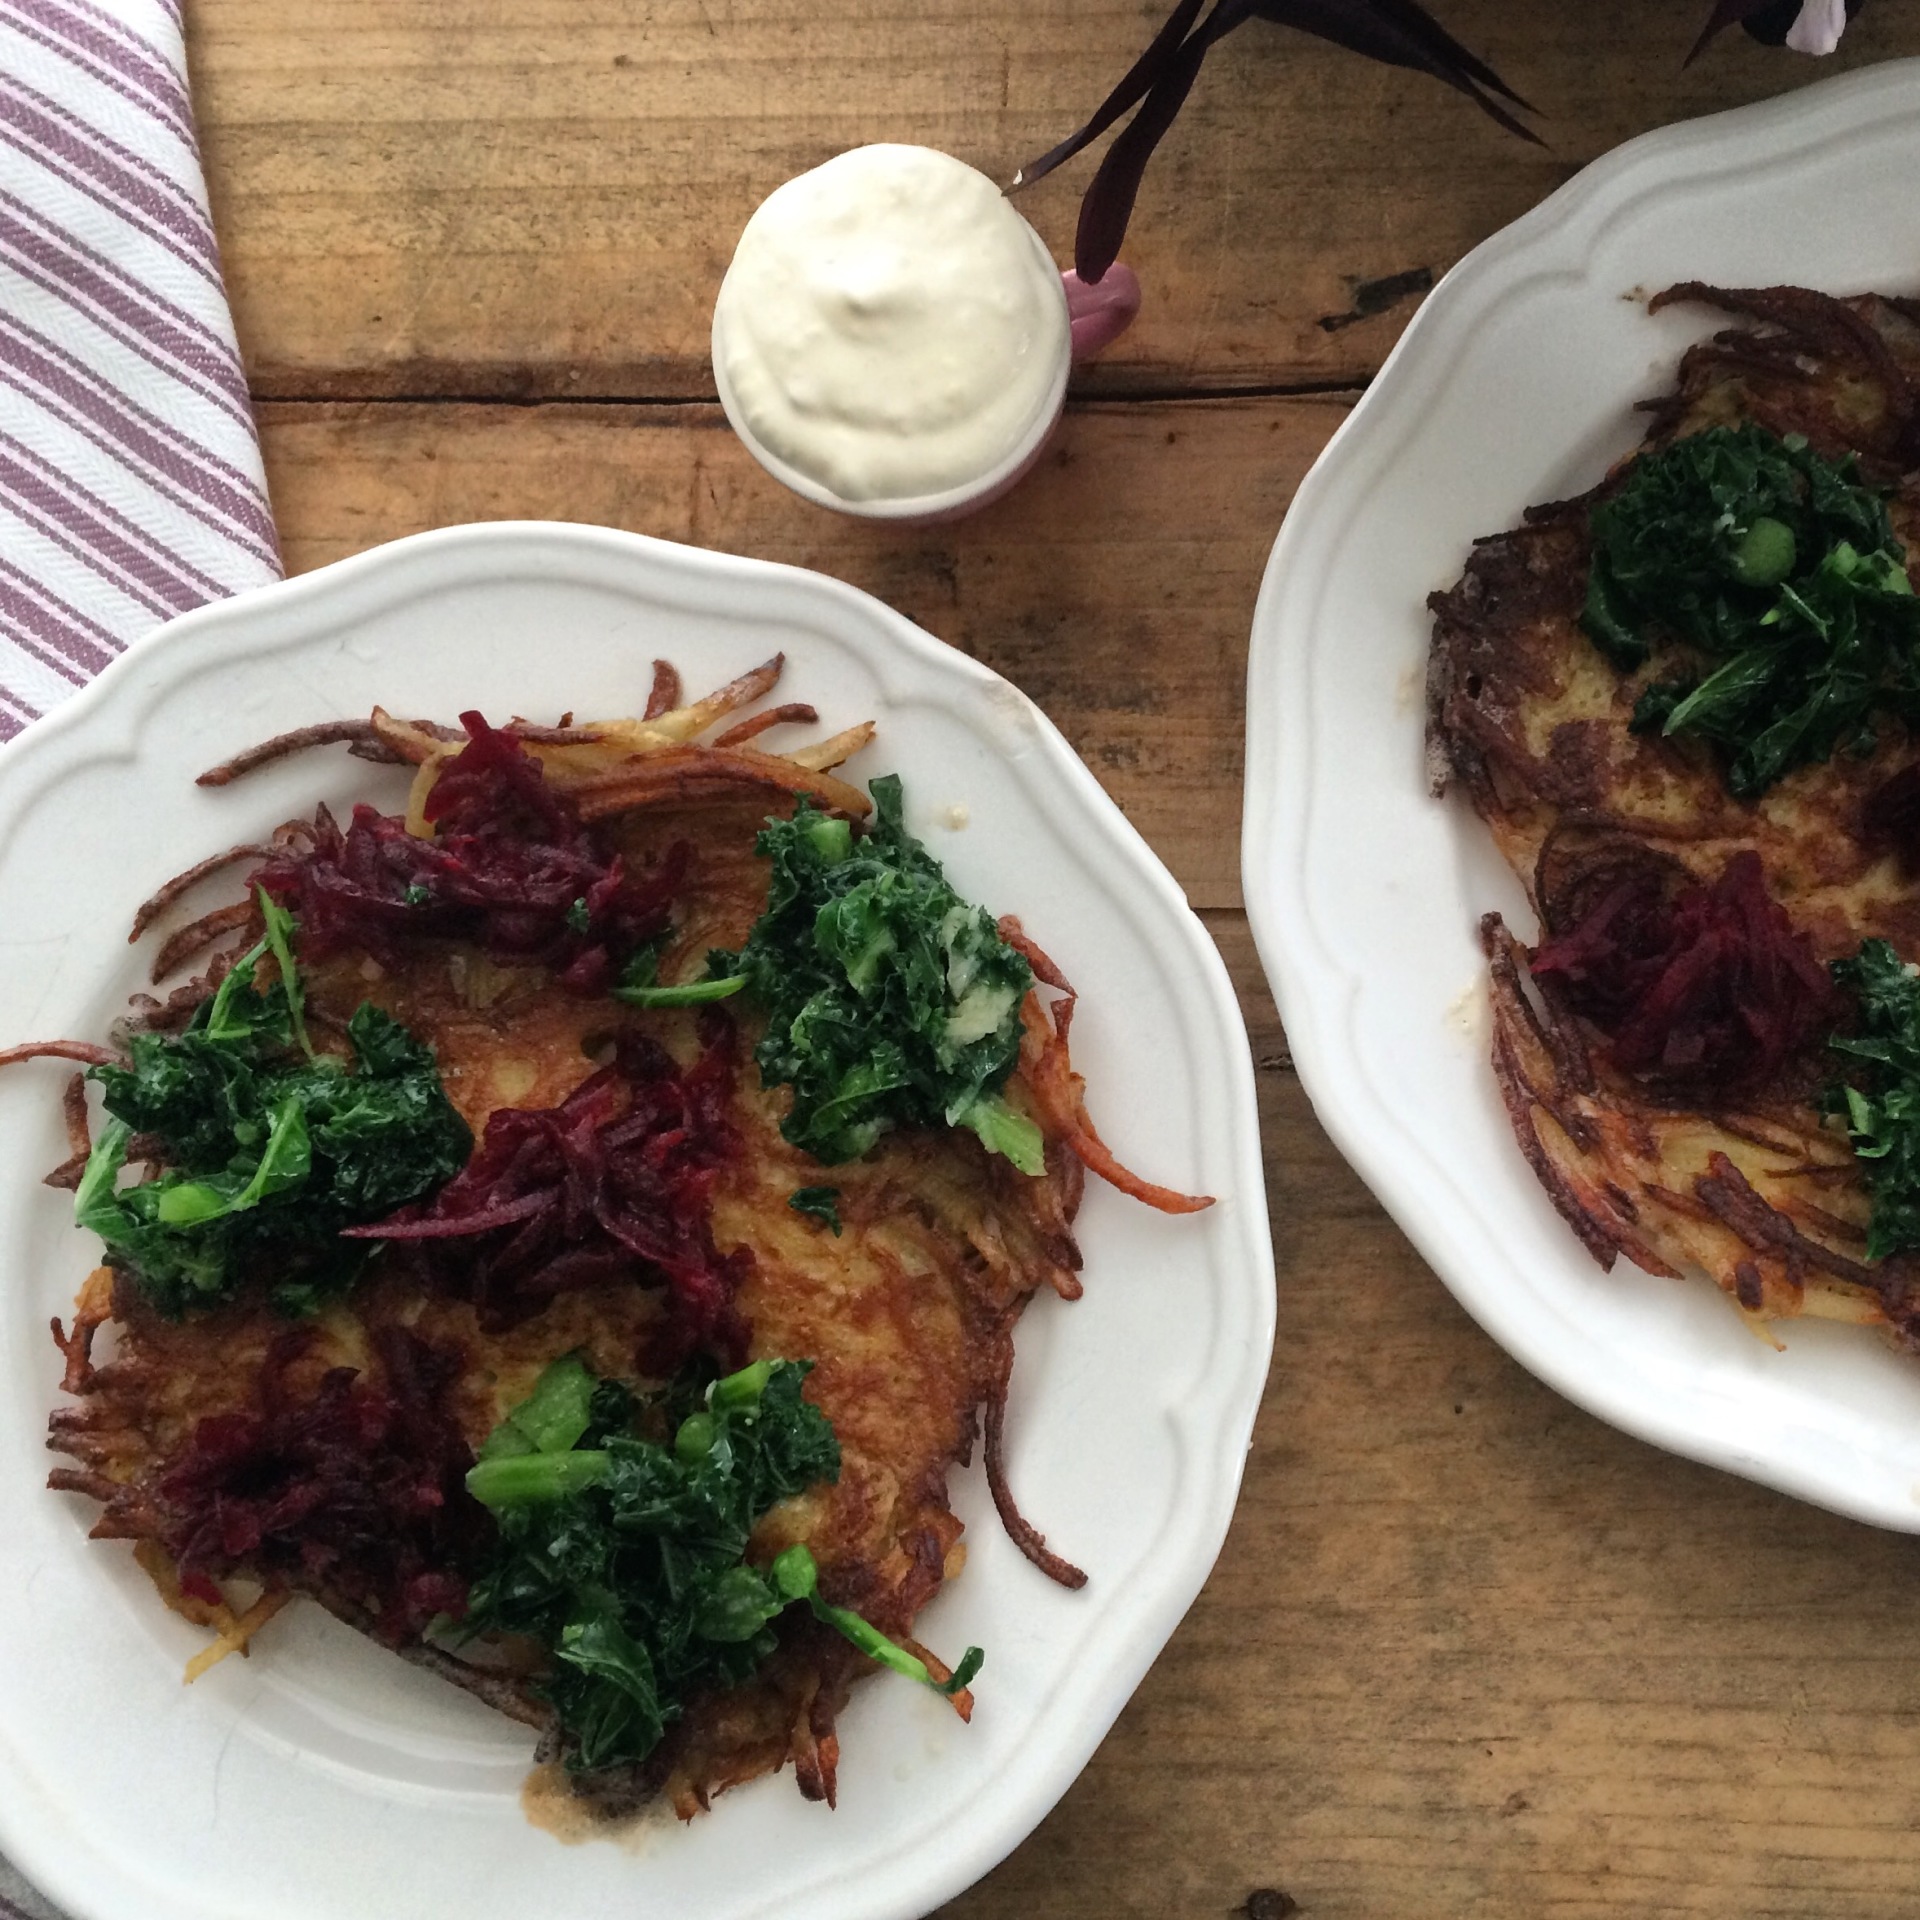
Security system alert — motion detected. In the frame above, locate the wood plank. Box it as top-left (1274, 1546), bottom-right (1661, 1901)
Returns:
top-left (259, 392), bottom-right (1342, 910)
top-left (194, 1), bottom-right (1920, 403)
top-left (259, 394), bottom-right (1920, 1917)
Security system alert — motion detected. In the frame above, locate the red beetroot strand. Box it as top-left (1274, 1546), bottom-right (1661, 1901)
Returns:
top-left (156, 1325), bottom-right (486, 1642)
top-left (1530, 850), bottom-right (1837, 1093)
top-left (251, 712), bottom-right (689, 984)
top-left (351, 1014), bottom-right (751, 1370)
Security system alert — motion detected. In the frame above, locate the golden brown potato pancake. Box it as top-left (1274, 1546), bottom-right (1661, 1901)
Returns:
top-left (35, 666), bottom-right (1195, 1822)
top-left (1427, 283), bottom-right (1920, 1344)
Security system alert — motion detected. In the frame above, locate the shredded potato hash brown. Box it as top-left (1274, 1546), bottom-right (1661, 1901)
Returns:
top-left (31, 656), bottom-right (1208, 1821)
top-left (1427, 282), bottom-right (1920, 1347)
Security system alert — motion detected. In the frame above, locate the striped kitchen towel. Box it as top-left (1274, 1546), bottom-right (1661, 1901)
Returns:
top-left (0, 0), bottom-right (279, 745)
top-left (0, 4), bottom-right (274, 1912)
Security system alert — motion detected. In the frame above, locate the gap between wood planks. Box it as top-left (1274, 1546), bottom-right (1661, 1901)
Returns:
top-left (250, 379), bottom-right (1369, 410)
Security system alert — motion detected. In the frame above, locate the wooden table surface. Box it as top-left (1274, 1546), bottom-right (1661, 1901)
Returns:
top-left (182, 6), bottom-right (1920, 1915)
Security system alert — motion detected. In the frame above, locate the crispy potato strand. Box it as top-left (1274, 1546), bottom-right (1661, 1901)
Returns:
top-left (711, 703), bottom-right (819, 748)
top-left (982, 1316), bottom-right (1088, 1590)
top-left (129, 838), bottom-right (281, 943)
top-left (183, 1590), bottom-right (290, 1683)
top-left (570, 744), bottom-right (872, 821)
top-left (787, 721), bottom-right (876, 772)
top-left (197, 719), bottom-right (398, 788)
top-left (0, 1038), bottom-right (119, 1069)
top-left (644, 659), bottom-right (682, 720)
top-left (1002, 920), bottom-right (1215, 1215)
top-left (151, 900), bottom-right (256, 985)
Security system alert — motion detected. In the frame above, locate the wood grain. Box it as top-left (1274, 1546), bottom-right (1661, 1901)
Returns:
top-left (256, 388), bottom-right (1920, 1917)
top-left (193, 1), bottom-right (1920, 402)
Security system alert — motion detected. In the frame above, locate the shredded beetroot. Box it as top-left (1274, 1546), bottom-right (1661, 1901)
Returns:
top-left (350, 1014), bottom-right (751, 1370)
top-left (156, 1325), bottom-right (486, 1642)
top-left (1530, 850), bottom-right (1837, 1092)
top-left (252, 712), bottom-right (687, 989)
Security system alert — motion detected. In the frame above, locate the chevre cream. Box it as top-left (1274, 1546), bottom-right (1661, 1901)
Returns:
top-left (712, 145), bottom-right (1070, 507)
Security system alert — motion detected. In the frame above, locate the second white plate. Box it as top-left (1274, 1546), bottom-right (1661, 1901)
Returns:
top-left (1243, 59), bottom-right (1920, 1529)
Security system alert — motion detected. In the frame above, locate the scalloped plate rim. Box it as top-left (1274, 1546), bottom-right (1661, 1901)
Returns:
top-left (0, 519), bottom-right (1274, 1920)
top-left (1243, 59), bottom-right (1920, 1528)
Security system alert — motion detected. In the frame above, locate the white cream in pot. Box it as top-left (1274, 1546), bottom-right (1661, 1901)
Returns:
top-left (713, 144), bottom-right (1070, 508)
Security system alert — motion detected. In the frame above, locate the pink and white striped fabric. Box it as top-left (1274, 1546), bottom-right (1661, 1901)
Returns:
top-left (0, 0), bottom-right (278, 745)
top-left (0, 4), bottom-right (271, 1911)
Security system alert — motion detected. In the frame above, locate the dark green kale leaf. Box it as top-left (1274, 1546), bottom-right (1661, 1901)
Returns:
top-left (78, 896), bottom-right (470, 1317)
top-left (1825, 940), bottom-right (1920, 1261)
top-left (1588, 424), bottom-right (1920, 799)
top-left (714, 775), bottom-right (1044, 1173)
top-left (787, 1186), bottom-right (843, 1235)
top-left (460, 1354), bottom-right (981, 1775)
top-left (1585, 423), bottom-right (1897, 662)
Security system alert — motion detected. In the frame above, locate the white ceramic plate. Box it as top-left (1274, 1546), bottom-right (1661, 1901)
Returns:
top-left (1243, 59), bottom-right (1920, 1530)
top-left (0, 523), bottom-right (1273, 1920)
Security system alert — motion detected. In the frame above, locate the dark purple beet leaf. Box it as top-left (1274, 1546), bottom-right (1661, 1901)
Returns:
top-left (1019, 0), bottom-right (1537, 284)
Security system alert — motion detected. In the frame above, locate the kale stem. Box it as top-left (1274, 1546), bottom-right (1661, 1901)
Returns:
top-left (465, 1449), bottom-right (610, 1509)
top-left (709, 1358), bottom-right (774, 1414)
top-left (770, 1544), bottom-right (983, 1696)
